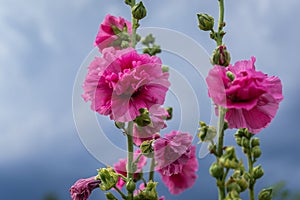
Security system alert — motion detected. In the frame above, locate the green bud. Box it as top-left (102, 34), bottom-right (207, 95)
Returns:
top-left (126, 178), bottom-right (136, 193)
top-left (252, 146), bottom-right (262, 158)
top-left (251, 137), bottom-right (260, 147)
top-left (165, 107), bottom-right (172, 120)
top-left (226, 181), bottom-right (241, 193)
top-left (242, 137), bottom-right (250, 149)
top-left (235, 135), bottom-right (242, 146)
top-left (134, 108), bottom-right (151, 127)
top-left (162, 65), bottom-right (169, 73)
top-left (258, 188), bottom-right (273, 200)
top-left (209, 162), bottom-right (224, 179)
top-left (142, 34), bottom-right (155, 46)
top-left (253, 165), bottom-right (264, 179)
top-left (237, 178), bottom-right (248, 192)
top-left (225, 190), bottom-right (242, 200)
top-left (115, 121), bottom-right (125, 129)
top-left (199, 125), bottom-right (217, 142)
top-left (125, 0), bottom-right (133, 6)
top-left (132, 2), bottom-right (147, 20)
top-left (242, 172), bottom-right (251, 182)
top-left (106, 192), bottom-right (117, 200)
top-left (226, 71), bottom-right (235, 81)
top-left (211, 45), bottom-right (231, 66)
top-left (219, 147), bottom-right (240, 169)
top-left (197, 13), bottom-right (214, 31)
top-left (140, 140), bottom-right (154, 157)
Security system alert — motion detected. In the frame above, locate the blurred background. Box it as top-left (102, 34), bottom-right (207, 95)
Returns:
top-left (0, 0), bottom-right (299, 199)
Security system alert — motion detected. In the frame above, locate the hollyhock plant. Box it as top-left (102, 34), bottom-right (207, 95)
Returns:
top-left (153, 131), bottom-right (198, 194)
top-left (70, 176), bottom-right (101, 200)
top-left (206, 56), bottom-right (283, 133)
top-left (82, 47), bottom-right (170, 122)
top-left (94, 14), bottom-right (132, 51)
top-left (133, 105), bottom-right (169, 146)
top-left (114, 149), bottom-right (147, 189)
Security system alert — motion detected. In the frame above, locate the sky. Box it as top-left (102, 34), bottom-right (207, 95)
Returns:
top-left (0, 0), bottom-right (299, 199)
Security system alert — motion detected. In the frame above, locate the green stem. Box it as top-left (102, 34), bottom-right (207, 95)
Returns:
top-left (216, 0), bottom-right (225, 46)
top-left (114, 186), bottom-right (128, 200)
top-left (130, 0), bottom-right (138, 48)
top-left (217, 106), bottom-right (226, 200)
top-left (149, 157), bottom-right (155, 181)
top-left (126, 121), bottom-right (134, 200)
top-left (247, 151), bottom-right (255, 200)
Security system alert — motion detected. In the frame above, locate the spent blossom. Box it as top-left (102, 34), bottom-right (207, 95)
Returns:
top-left (70, 176), bottom-right (101, 200)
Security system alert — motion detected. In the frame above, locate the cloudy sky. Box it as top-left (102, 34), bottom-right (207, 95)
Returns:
top-left (0, 0), bottom-right (299, 199)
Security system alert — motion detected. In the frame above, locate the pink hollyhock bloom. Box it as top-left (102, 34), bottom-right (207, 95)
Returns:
top-left (114, 149), bottom-right (147, 189)
top-left (94, 14), bottom-right (132, 51)
top-left (206, 56), bottom-right (283, 133)
top-left (153, 131), bottom-right (198, 195)
top-left (82, 47), bottom-right (170, 122)
top-left (133, 105), bottom-right (168, 146)
top-left (70, 176), bottom-right (101, 200)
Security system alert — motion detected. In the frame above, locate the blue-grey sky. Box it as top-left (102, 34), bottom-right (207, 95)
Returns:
top-left (0, 0), bottom-right (299, 199)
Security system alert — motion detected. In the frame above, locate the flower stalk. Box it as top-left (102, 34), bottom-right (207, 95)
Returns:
top-left (126, 121), bottom-right (134, 199)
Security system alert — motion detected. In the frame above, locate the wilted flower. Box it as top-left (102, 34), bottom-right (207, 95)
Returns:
top-left (82, 47), bottom-right (170, 122)
top-left (70, 176), bottom-right (100, 200)
top-left (153, 131), bottom-right (198, 194)
top-left (206, 57), bottom-right (283, 133)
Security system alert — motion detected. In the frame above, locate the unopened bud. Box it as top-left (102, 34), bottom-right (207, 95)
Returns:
top-left (226, 181), bottom-right (241, 193)
top-left (237, 178), bottom-right (248, 192)
top-left (242, 137), bottom-right (250, 149)
top-left (211, 45), bottom-right (231, 66)
top-left (258, 188), bottom-right (273, 200)
top-left (226, 71), bottom-right (235, 81)
top-left (98, 168), bottom-right (118, 191)
top-left (235, 135), bottom-right (242, 146)
top-left (165, 107), bottom-right (172, 120)
top-left (162, 65), bottom-right (169, 73)
top-left (252, 146), bottom-right (262, 158)
top-left (209, 162), bottom-right (224, 179)
top-left (140, 140), bottom-right (154, 157)
top-left (197, 13), bottom-right (214, 31)
top-left (253, 165), bottom-right (264, 179)
top-left (251, 137), bottom-right (260, 147)
top-left (132, 2), bottom-right (147, 20)
top-left (126, 178), bottom-right (136, 193)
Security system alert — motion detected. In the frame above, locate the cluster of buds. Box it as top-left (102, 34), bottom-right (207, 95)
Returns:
top-left (235, 129), bottom-right (262, 160)
top-left (225, 170), bottom-right (249, 197)
top-left (96, 167), bottom-right (119, 191)
top-left (142, 34), bottom-right (162, 56)
top-left (219, 147), bottom-right (241, 169)
top-left (134, 181), bottom-right (160, 200)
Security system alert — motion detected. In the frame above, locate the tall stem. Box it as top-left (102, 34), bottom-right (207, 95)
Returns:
top-left (247, 151), bottom-right (255, 200)
top-left (130, 0), bottom-right (138, 48)
top-left (126, 121), bottom-right (134, 200)
top-left (217, 0), bottom-right (225, 46)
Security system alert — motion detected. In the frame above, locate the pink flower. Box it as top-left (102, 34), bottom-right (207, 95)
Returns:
top-left (206, 57), bottom-right (283, 133)
top-left (94, 14), bottom-right (132, 51)
top-left (114, 149), bottom-right (147, 189)
top-left (82, 47), bottom-right (170, 122)
top-left (133, 105), bottom-right (168, 146)
top-left (153, 131), bottom-right (198, 195)
top-left (70, 176), bottom-right (101, 200)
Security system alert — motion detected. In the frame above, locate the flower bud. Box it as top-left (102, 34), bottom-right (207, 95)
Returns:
top-left (252, 146), bottom-right (262, 158)
top-left (226, 181), bottom-right (241, 193)
top-left (162, 65), bottom-right (169, 73)
top-left (225, 190), bottom-right (242, 200)
top-left (199, 125), bottom-right (217, 142)
top-left (197, 13), bottom-right (214, 31)
top-left (242, 137), bottom-right (250, 149)
top-left (132, 2), bottom-right (147, 20)
top-left (134, 108), bottom-right (151, 127)
top-left (209, 162), bottom-right (224, 179)
top-left (258, 188), bottom-right (273, 200)
top-left (235, 135), bottom-right (242, 146)
top-left (140, 140), bottom-right (154, 157)
top-left (237, 178), bottom-right (248, 192)
top-left (106, 192), bottom-right (117, 200)
top-left (242, 172), bottom-right (251, 182)
top-left (226, 71), bottom-right (235, 81)
top-left (126, 178), bottom-right (136, 193)
top-left (142, 34), bottom-right (155, 46)
top-left (211, 45), bottom-right (231, 67)
top-left (253, 165), bottom-right (264, 179)
top-left (251, 137), bottom-right (260, 147)
top-left (125, 0), bottom-right (133, 6)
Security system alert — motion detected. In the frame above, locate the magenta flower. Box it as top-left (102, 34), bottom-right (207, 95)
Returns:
top-left (70, 176), bottom-right (101, 200)
top-left (206, 57), bottom-right (283, 133)
top-left (114, 149), bottom-right (147, 189)
top-left (133, 105), bottom-right (168, 146)
top-left (153, 131), bottom-right (198, 195)
top-left (94, 14), bottom-right (132, 51)
top-left (82, 47), bottom-right (170, 122)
